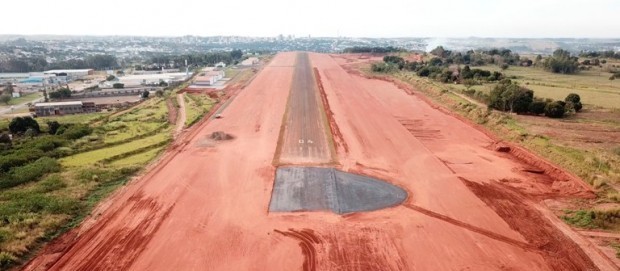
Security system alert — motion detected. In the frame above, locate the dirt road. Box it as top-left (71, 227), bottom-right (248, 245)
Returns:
top-left (23, 52), bottom-right (615, 271)
top-left (175, 93), bottom-right (186, 136)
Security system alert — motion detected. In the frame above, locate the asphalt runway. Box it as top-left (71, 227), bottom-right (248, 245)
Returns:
top-left (277, 52), bottom-right (333, 164)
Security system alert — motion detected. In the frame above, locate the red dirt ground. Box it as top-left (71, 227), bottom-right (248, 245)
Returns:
top-left (22, 52), bottom-right (618, 270)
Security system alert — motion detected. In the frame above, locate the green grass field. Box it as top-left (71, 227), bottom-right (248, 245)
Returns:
top-left (476, 65), bottom-right (620, 108)
top-left (61, 131), bottom-right (170, 167)
top-left (5, 92), bottom-right (42, 106)
top-left (108, 147), bottom-right (164, 167)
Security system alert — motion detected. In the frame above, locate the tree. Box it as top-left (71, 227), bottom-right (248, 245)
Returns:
top-left (544, 101), bottom-right (566, 118)
top-left (430, 46), bottom-right (449, 58)
top-left (155, 90), bottom-right (164, 97)
top-left (9, 116), bottom-right (40, 134)
top-left (141, 90), bottom-right (150, 99)
top-left (47, 121), bottom-right (61, 135)
top-left (564, 93), bottom-right (582, 112)
top-left (501, 63), bottom-right (509, 70)
top-left (43, 89), bottom-right (49, 102)
top-left (488, 79), bottom-right (534, 113)
top-left (0, 95), bottom-right (11, 105)
top-left (542, 49), bottom-right (579, 74)
top-left (3, 84), bottom-right (14, 95)
top-left (49, 88), bottom-right (71, 100)
top-left (230, 49), bottom-right (243, 60)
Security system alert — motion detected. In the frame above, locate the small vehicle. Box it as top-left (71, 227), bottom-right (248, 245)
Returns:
top-left (214, 113), bottom-right (222, 119)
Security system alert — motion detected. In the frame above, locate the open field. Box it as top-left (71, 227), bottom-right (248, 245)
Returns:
top-left (21, 52), bottom-right (618, 270)
top-left (455, 65), bottom-right (620, 108)
top-left (5, 92), bottom-right (42, 106)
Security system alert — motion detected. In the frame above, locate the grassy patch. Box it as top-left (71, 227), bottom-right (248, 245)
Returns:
top-left (60, 131), bottom-right (170, 167)
top-left (562, 209), bottom-right (620, 230)
top-left (108, 147), bottom-right (165, 167)
top-left (184, 93), bottom-right (215, 127)
top-left (5, 92), bottom-right (42, 106)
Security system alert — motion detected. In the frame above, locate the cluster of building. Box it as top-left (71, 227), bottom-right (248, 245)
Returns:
top-left (193, 70), bottom-right (225, 87)
top-left (0, 69), bottom-right (94, 94)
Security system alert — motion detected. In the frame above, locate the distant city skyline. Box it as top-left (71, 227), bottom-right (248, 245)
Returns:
top-left (1, 0), bottom-right (619, 38)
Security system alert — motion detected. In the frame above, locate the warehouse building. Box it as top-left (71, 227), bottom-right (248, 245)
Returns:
top-left (34, 101), bottom-right (84, 116)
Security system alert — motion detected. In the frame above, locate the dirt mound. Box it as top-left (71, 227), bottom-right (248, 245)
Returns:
top-left (209, 131), bottom-right (235, 141)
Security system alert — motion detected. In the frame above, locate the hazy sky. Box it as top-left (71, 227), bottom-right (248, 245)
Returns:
top-left (1, 0), bottom-right (619, 38)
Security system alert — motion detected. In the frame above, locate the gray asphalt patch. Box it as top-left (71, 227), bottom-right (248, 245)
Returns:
top-left (269, 167), bottom-right (408, 214)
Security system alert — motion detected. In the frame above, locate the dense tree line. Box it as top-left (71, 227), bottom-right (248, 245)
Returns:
top-left (342, 46), bottom-right (404, 53)
top-left (0, 55), bottom-right (119, 73)
top-left (487, 79), bottom-right (582, 118)
top-left (580, 50), bottom-right (620, 59)
top-left (138, 50), bottom-right (244, 71)
top-left (428, 46), bottom-right (524, 67)
top-left (373, 55), bottom-right (504, 84)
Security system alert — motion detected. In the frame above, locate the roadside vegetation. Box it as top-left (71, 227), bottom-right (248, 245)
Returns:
top-left (364, 48), bottom-right (620, 233)
top-left (0, 96), bottom-right (173, 268)
top-left (184, 93), bottom-right (215, 127)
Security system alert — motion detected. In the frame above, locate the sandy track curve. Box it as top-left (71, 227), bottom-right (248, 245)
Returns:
top-left (22, 52), bottom-right (613, 271)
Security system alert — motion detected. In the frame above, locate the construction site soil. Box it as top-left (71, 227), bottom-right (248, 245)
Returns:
top-left (21, 52), bottom-right (617, 270)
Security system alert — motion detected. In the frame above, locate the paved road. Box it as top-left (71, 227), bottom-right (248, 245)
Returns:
top-left (277, 52), bottom-right (333, 164)
top-left (0, 97), bottom-right (43, 115)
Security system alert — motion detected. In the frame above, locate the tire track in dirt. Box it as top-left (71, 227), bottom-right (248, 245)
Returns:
top-left (47, 193), bottom-right (176, 271)
top-left (402, 204), bottom-right (536, 251)
top-left (459, 177), bottom-right (599, 271)
top-left (274, 229), bottom-right (320, 271)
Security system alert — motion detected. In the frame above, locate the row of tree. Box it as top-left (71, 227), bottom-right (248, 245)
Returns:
top-left (429, 46), bottom-right (524, 67)
top-left (0, 55), bottom-right (119, 73)
top-left (374, 55), bottom-right (504, 84)
top-left (487, 79), bottom-right (582, 118)
top-left (137, 50), bottom-right (244, 71)
top-left (580, 50), bottom-right (620, 59)
top-left (342, 46), bottom-right (404, 54)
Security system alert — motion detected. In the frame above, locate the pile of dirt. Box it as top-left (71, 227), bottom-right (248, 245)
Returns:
top-left (209, 131), bottom-right (235, 141)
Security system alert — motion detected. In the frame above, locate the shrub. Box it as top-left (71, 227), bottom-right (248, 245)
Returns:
top-left (8, 117), bottom-right (40, 135)
top-left (529, 100), bottom-right (547, 115)
top-left (565, 93), bottom-right (583, 112)
top-left (61, 124), bottom-right (93, 140)
top-left (544, 101), bottom-right (566, 118)
top-left (36, 174), bottom-right (67, 192)
top-left (47, 121), bottom-right (61, 135)
top-left (0, 157), bottom-right (61, 189)
top-left (0, 148), bottom-right (45, 172)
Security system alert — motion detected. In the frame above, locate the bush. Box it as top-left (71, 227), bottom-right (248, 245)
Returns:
top-left (8, 116), bottom-right (40, 135)
top-left (36, 174), bottom-right (67, 193)
top-left (565, 93), bottom-right (582, 112)
top-left (47, 121), bottom-right (61, 135)
top-left (61, 124), bottom-right (93, 140)
top-left (529, 100), bottom-right (547, 115)
top-left (0, 148), bottom-right (45, 172)
top-left (544, 101), bottom-right (566, 118)
top-left (0, 157), bottom-right (61, 189)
